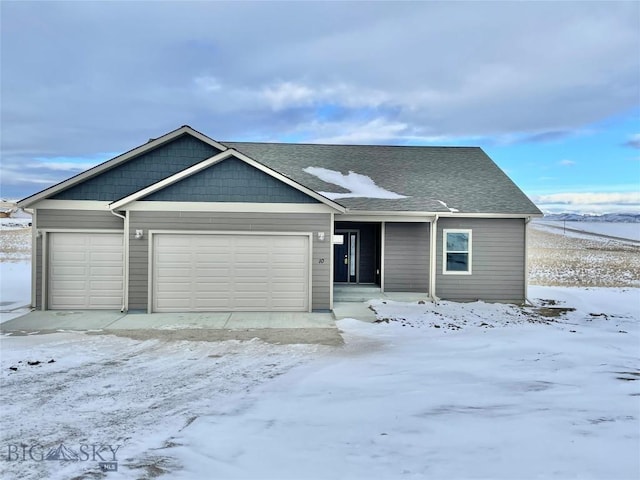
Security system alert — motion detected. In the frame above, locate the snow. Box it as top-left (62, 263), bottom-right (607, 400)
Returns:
top-left (436, 199), bottom-right (459, 212)
top-left (2, 286), bottom-right (637, 479)
top-left (304, 167), bottom-right (407, 200)
top-left (535, 220), bottom-right (640, 242)
top-left (0, 262), bottom-right (31, 322)
top-left (162, 288), bottom-right (639, 480)
top-left (0, 217), bottom-right (31, 231)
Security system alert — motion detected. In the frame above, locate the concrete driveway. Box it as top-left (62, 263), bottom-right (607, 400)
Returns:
top-left (0, 310), bottom-right (343, 345)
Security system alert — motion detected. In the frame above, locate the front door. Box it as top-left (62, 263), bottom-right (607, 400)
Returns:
top-left (334, 231), bottom-right (358, 283)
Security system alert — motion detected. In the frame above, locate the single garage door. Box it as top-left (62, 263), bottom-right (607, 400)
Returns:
top-left (48, 232), bottom-right (124, 309)
top-left (153, 233), bottom-right (310, 312)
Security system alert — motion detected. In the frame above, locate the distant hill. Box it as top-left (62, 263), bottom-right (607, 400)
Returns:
top-left (542, 213), bottom-right (640, 223)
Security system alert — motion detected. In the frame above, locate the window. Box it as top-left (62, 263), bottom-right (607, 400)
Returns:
top-left (443, 229), bottom-right (472, 274)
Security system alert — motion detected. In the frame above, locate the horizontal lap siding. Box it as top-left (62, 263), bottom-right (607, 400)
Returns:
top-left (129, 211), bottom-right (331, 311)
top-left (384, 223), bottom-right (430, 292)
top-left (34, 209), bottom-right (125, 308)
top-left (436, 218), bottom-right (525, 302)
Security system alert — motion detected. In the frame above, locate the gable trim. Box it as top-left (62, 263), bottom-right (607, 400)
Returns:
top-left (109, 149), bottom-right (347, 213)
top-left (17, 126), bottom-right (228, 208)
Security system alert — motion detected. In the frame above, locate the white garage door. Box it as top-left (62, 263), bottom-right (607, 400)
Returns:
top-left (153, 234), bottom-right (309, 312)
top-left (48, 232), bottom-right (124, 309)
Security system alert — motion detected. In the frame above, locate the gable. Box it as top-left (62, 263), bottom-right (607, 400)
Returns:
top-left (142, 157), bottom-right (319, 204)
top-left (51, 134), bottom-right (221, 201)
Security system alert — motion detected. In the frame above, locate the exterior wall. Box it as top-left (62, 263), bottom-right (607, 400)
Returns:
top-left (384, 222), bottom-right (430, 292)
top-left (52, 135), bottom-right (220, 201)
top-left (145, 158), bottom-right (318, 203)
top-left (436, 217), bottom-right (525, 302)
top-left (128, 211), bottom-right (332, 311)
top-left (34, 209), bottom-right (125, 308)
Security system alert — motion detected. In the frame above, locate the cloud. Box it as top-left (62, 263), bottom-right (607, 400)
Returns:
top-left (623, 133), bottom-right (640, 149)
top-left (558, 159), bottom-right (576, 166)
top-left (524, 131), bottom-right (575, 143)
top-left (0, 155), bottom-right (110, 199)
top-left (532, 192), bottom-right (640, 214)
top-left (533, 192), bottom-right (640, 205)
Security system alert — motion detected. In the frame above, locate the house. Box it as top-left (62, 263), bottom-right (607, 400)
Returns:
top-left (18, 125), bottom-right (542, 313)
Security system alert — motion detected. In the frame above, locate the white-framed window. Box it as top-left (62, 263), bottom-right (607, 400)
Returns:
top-left (443, 229), bottom-right (472, 274)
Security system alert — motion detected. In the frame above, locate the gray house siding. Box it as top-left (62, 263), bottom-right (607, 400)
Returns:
top-left (144, 157), bottom-right (318, 203)
top-left (128, 211), bottom-right (332, 311)
top-left (384, 222), bottom-right (430, 292)
top-left (34, 209), bottom-right (125, 308)
top-left (436, 217), bottom-right (525, 302)
top-left (52, 135), bottom-right (221, 201)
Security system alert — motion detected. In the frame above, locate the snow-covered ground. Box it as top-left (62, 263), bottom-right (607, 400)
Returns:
top-left (1, 220), bottom-right (639, 479)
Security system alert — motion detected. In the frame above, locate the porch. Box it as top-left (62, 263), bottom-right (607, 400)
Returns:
top-left (333, 284), bottom-right (430, 303)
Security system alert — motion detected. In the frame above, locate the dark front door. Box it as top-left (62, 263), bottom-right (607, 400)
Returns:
top-left (334, 231), bottom-right (358, 283)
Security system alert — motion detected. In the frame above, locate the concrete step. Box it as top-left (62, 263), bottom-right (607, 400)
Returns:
top-left (334, 286), bottom-right (383, 302)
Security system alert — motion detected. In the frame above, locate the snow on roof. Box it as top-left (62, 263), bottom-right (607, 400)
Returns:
top-left (304, 167), bottom-right (407, 201)
top-left (437, 199), bottom-right (459, 213)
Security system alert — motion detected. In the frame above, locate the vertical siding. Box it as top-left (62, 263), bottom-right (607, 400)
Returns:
top-left (34, 209), bottom-right (125, 309)
top-left (436, 218), bottom-right (525, 302)
top-left (384, 222), bottom-right (430, 292)
top-left (128, 211), bottom-right (332, 311)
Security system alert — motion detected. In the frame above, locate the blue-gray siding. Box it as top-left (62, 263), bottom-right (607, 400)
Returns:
top-left (128, 211), bottom-right (332, 311)
top-left (34, 209), bottom-right (125, 308)
top-left (384, 222), bottom-right (430, 292)
top-left (144, 157), bottom-right (318, 203)
top-left (52, 135), bottom-right (220, 201)
top-left (436, 218), bottom-right (525, 302)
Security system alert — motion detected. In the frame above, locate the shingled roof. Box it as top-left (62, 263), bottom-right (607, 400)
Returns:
top-left (224, 142), bottom-right (542, 215)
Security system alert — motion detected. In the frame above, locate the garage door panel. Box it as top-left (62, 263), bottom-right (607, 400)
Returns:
top-left (156, 281), bottom-right (192, 292)
top-left (49, 233), bottom-right (123, 309)
top-left (50, 265), bottom-right (87, 276)
top-left (51, 281), bottom-right (86, 290)
top-left (153, 233), bottom-right (309, 312)
top-left (51, 251), bottom-right (89, 262)
top-left (235, 268), bottom-right (269, 278)
top-left (90, 251), bottom-right (124, 262)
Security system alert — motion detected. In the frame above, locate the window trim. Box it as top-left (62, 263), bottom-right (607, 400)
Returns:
top-left (442, 229), bottom-right (472, 275)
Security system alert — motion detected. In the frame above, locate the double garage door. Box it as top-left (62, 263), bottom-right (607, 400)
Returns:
top-left (152, 234), bottom-right (310, 312)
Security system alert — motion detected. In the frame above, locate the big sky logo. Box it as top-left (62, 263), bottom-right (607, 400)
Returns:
top-left (5, 443), bottom-right (120, 472)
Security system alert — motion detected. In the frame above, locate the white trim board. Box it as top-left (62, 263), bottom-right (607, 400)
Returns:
top-left (123, 201), bottom-right (337, 213)
top-left (31, 200), bottom-right (112, 210)
top-left (343, 211), bottom-right (543, 219)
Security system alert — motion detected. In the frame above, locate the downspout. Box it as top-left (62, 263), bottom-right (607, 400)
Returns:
top-left (429, 214), bottom-right (440, 302)
top-left (524, 216), bottom-right (534, 306)
top-left (109, 208), bottom-right (129, 313)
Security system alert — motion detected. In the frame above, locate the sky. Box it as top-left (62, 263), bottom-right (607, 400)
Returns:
top-left (1, 1), bottom-right (639, 214)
